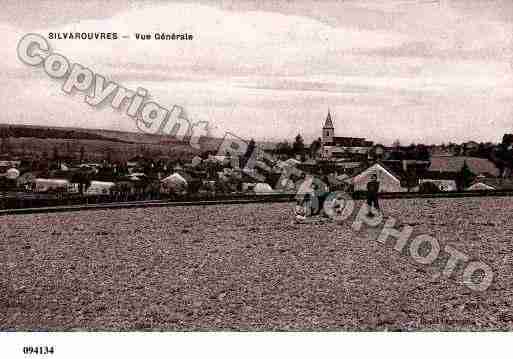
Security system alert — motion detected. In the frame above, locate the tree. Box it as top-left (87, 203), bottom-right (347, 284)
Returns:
top-left (416, 144), bottom-right (430, 161)
top-left (95, 166), bottom-right (117, 182)
top-left (310, 137), bottom-right (322, 158)
top-left (224, 150), bottom-right (235, 168)
top-left (64, 141), bottom-right (72, 158)
top-left (388, 139), bottom-right (403, 160)
top-left (52, 145), bottom-right (59, 161)
top-left (71, 169), bottom-right (92, 195)
top-left (476, 142), bottom-right (494, 159)
top-left (292, 133), bottom-right (305, 155)
top-left (104, 146), bottom-right (113, 163)
top-left (80, 146), bottom-right (85, 163)
top-left (502, 134), bottom-right (513, 147)
top-left (275, 141), bottom-right (292, 157)
top-left (491, 135), bottom-right (513, 177)
top-left (403, 165), bottom-right (418, 192)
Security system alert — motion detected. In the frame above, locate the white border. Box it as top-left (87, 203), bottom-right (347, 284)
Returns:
top-left (1, 332), bottom-right (510, 359)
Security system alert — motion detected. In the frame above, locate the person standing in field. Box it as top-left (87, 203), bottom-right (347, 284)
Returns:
top-left (367, 173), bottom-right (380, 216)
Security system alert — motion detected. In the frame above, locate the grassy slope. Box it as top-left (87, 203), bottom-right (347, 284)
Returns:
top-left (0, 124), bottom-right (224, 161)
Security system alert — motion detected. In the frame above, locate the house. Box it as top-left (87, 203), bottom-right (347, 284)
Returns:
top-left (463, 141), bottom-right (480, 154)
top-left (253, 182), bottom-right (274, 194)
top-left (351, 162), bottom-right (407, 192)
top-left (429, 156), bottom-right (499, 177)
top-left (429, 145), bottom-right (454, 157)
top-left (161, 172), bottom-right (188, 193)
top-left (34, 178), bottom-right (78, 193)
top-left (418, 171), bottom-right (458, 192)
top-left (297, 159), bottom-right (363, 177)
top-left (161, 171), bottom-right (201, 194)
top-left (85, 181), bottom-right (116, 195)
top-left (467, 178), bottom-right (513, 191)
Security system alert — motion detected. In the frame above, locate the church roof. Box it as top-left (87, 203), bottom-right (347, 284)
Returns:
top-left (323, 110), bottom-right (334, 129)
top-left (327, 137), bottom-right (371, 147)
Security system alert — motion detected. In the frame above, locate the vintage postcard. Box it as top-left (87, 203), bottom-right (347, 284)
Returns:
top-left (1, 0), bottom-right (513, 356)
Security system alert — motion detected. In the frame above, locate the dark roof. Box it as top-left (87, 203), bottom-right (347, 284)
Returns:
top-left (327, 137), bottom-right (370, 147)
top-left (419, 171), bottom-right (457, 180)
top-left (429, 156), bottom-right (499, 176)
top-left (379, 160), bottom-right (433, 181)
top-left (382, 160), bottom-right (430, 171)
top-left (323, 111), bottom-right (334, 129)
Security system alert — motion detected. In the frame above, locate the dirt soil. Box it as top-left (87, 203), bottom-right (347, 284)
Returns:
top-left (1, 197), bottom-right (512, 331)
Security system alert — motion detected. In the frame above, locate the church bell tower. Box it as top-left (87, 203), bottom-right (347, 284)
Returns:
top-left (322, 110), bottom-right (334, 145)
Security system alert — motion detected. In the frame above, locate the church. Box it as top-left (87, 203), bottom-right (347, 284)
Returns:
top-left (320, 110), bottom-right (373, 159)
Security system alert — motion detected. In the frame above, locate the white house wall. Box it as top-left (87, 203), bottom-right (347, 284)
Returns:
top-left (352, 164), bottom-right (406, 192)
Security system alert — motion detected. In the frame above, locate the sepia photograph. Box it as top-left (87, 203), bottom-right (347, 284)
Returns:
top-left (1, 0), bottom-right (513, 357)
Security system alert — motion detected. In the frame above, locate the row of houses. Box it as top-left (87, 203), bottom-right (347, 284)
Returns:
top-left (350, 158), bottom-right (509, 193)
top-left (0, 152), bottom-right (280, 197)
top-left (2, 157), bottom-right (510, 199)
top-left (0, 110), bottom-right (510, 197)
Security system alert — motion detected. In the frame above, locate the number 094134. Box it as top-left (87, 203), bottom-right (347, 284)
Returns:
top-left (22, 346), bottom-right (55, 355)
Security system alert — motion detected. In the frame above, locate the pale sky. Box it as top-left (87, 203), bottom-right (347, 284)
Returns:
top-left (1, 0), bottom-right (512, 145)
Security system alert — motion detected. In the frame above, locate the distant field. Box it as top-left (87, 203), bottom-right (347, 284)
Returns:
top-left (0, 123), bottom-right (275, 161)
top-left (1, 197), bottom-right (512, 330)
top-left (4, 137), bottom-right (201, 162)
top-left (0, 123), bottom-right (223, 161)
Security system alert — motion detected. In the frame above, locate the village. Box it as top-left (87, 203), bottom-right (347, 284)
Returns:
top-left (0, 111), bottom-right (512, 207)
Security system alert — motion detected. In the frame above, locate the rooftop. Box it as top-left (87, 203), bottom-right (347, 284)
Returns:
top-left (429, 156), bottom-right (500, 177)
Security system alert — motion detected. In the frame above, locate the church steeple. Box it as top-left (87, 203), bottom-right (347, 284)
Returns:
top-left (322, 109), bottom-right (334, 146)
top-left (323, 109), bottom-right (334, 129)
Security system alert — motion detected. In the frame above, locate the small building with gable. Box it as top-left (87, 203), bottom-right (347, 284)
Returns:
top-left (351, 162), bottom-right (407, 193)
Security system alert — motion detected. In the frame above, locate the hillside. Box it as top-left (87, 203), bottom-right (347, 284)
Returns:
top-left (0, 124), bottom-right (183, 145)
top-left (0, 124), bottom-right (217, 162)
top-left (0, 124), bottom-right (277, 162)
